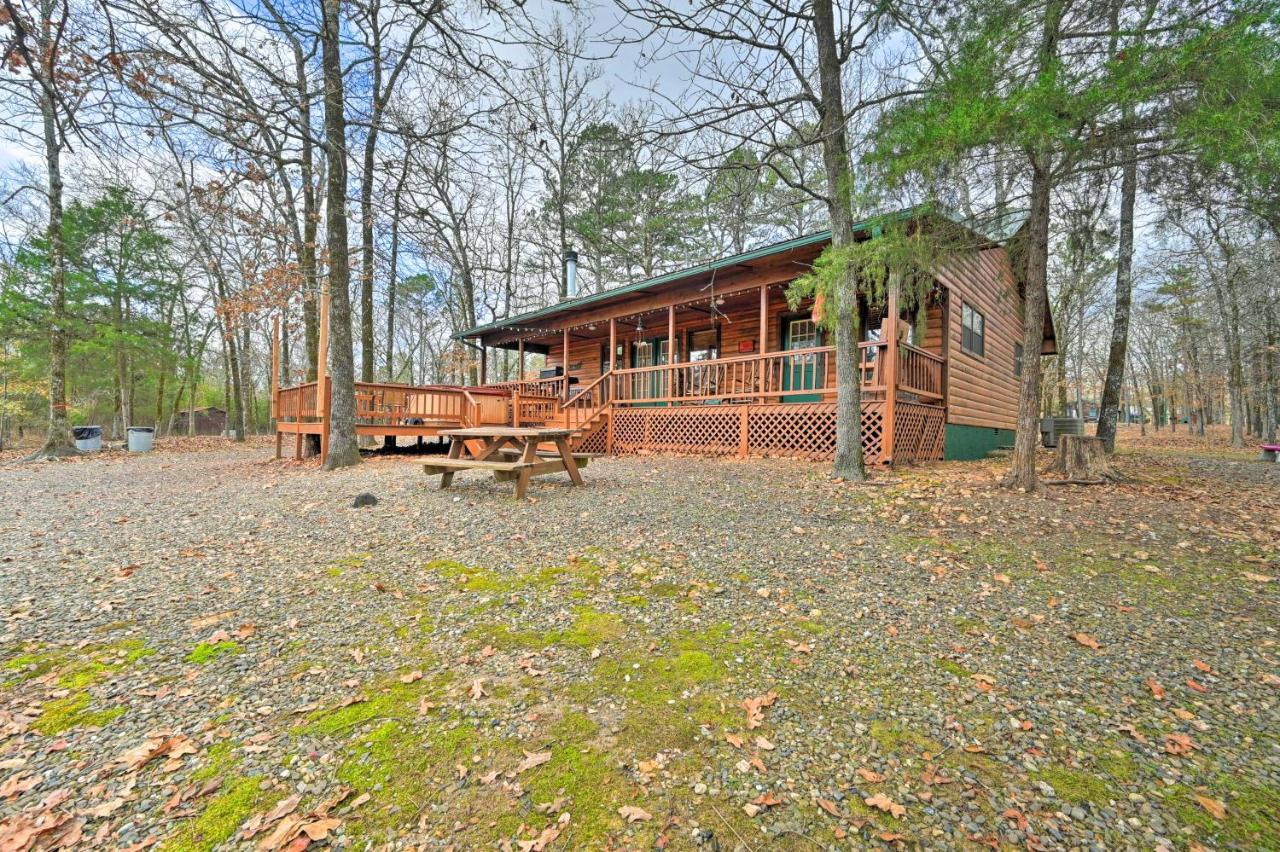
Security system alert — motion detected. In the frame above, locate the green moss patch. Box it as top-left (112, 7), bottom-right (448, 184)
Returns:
top-left (162, 777), bottom-right (279, 852)
top-left (187, 641), bottom-right (241, 665)
top-left (3, 639), bottom-right (153, 688)
top-left (559, 607), bottom-right (624, 648)
top-left (934, 657), bottom-right (972, 679)
top-left (1033, 765), bottom-right (1115, 806)
top-left (869, 720), bottom-right (944, 756)
top-left (1167, 781), bottom-right (1280, 848)
top-left (32, 692), bottom-right (126, 735)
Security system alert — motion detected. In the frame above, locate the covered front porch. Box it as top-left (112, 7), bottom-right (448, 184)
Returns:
top-left (468, 256), bottom-right (948, 464)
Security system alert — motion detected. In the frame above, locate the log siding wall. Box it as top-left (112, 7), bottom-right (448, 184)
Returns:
top-left (935, 247), bottom-right (1024, 431)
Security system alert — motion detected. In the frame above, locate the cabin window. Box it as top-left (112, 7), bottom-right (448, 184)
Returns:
top-left (786, 318), bottom-right (822, 350)
top-left (1013, 342), bottom-right (1024, 377)
top-left (687, 328), bottom-right (719, 362)
top-left (961, 302), bottom-right (985, 358)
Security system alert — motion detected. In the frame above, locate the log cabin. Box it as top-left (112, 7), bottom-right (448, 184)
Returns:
top-left (273, 207), bottom-right (1056, 464)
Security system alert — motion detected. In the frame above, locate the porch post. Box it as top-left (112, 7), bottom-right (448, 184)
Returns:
top-left (667, 305), bottom-right (676, 355)
top-left (758, 284), bottom-right (768, 352)
top-left (883, 272), bottom-right (901, 464)
top-left (317, 291), bottom-right (330, 419)
top-left (479, 346), bottom-right (487, 386)
top-left (608, 317), bottom-right (617, 372)
top-left (518, 338), bottom-right (525, 382)
top-left (562, 326), bottom-right (570, 402)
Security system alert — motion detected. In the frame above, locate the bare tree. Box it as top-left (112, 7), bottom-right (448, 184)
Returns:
top-left (0, 0), bottom-right (105, 456)
top-left (616, 0), bottom-right (907, 480)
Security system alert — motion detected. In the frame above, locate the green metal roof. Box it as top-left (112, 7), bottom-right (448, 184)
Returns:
top-left (456, 204), bottom-right (1025, 341)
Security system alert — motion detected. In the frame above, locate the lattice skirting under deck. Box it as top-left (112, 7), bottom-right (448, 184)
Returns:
top-left (602, 402), bottom-right (942, 464)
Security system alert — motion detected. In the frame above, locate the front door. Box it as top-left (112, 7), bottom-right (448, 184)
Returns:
top-left (781, 316), bottom-right (824, 402)
top-left (630, 338), bottom-right (671, 405)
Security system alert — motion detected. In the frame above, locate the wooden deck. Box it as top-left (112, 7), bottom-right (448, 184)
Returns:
top-left (271, 292), bottom-right (947, 466)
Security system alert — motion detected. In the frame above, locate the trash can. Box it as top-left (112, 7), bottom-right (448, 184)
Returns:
top-left (72, 426), bottom-right (102, 452)
top-left (126, 426), bottom-right (155, 453)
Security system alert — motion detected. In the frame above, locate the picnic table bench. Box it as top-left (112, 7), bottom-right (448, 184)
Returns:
top-left (425, 427), bottom-right (587, 499)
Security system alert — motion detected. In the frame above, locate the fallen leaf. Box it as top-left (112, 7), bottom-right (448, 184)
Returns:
top-left (1072, 632), bottom-right (1100, 650)
top-left (751, 791), bottom-right (783, 807)
top-left (857, 767), bottom-right (886, 783)
top-left (618, 805), bottom-right (652, 823)
top-left (399, 670), bottom-right (423, 684)
top-left (741, 691), bottom-right (778, 729)
top-left (754, 736), bottom-right (775, 751)
top-left (1146, 678), bottom-right (1165, 700)
top-left (469, 679), bottom-right (489, 701)
top-left (300, 817), bottom-right (341, 841)
top-left (1192, 659), bottom-right (1212, 673)
top-left (1186, 678), bottom-right (1208, 693)
top-left (816, 798), bottom-right (840, 817)
top-left (725, 733), bottom-right (744, 749)
top-left (1193, 794), bottom-right (1226, 820)
top-left (515, 750), bottom-right (551, 774)
top-left (1165, 732), bottom-right (1199, 755)
top-left (0, 772), bottom-right (41, 799)
top-left (864, 793), bottom-right (906, 818)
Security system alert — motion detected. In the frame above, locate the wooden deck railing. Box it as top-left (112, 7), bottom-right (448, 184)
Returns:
top-left (896, 341), bottom-right (944, 402)
top-left (487, 376), bottom-right (564, 398)
top-left (606, 343), bottom-right (942, 407)
top-left (562, 371), bottom-right (613, 430)
top-left (277, 381), bottom-right (321, 421)
top-left (278, 381), bottom-right (511, 428)
top-left (611, 346), bottom-right (836, 405)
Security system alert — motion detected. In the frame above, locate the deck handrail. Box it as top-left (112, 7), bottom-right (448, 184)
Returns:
top-left (487, 376), bottom-right (564, 397)
top-left (895, 340), bottom-right (944, 402)
top-left (563, 371), bottom-right (613, 430)
top-left (607, 343), bottom-right (942, 406)
top-left (612, 345), bottom-right (837, 405)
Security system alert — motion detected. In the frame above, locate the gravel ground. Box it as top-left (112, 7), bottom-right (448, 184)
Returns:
top-left (0, 438), bottom-right (1276, 851)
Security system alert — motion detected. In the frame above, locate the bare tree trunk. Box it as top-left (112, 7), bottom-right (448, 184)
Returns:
top-left (1265, 298), bottom-right (1277, 444)
top-left (385, 148), bottom-right (408, 382)
top-left (31, 9), bottom-right (75, 458)
top-left (1096, 144), bottom-right (1136, 453)
top-left (813, 0), bottom-right (864, 481)
top-left (1004, 157), bottom-right (1053, 491)
top-left (320, 0), bottom-right (360, 470)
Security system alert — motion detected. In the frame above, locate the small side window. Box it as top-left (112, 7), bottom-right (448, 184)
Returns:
top-left (961, 302), bottom-right (986, 358)
top-left (1014, 342), bottom-right (1024, 377)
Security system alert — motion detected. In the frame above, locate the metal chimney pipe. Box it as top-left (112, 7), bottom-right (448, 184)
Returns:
top-left (565, 249), bottom-right (578, 298)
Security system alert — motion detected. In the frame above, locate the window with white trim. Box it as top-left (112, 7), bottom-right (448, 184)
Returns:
top-left (961, 302), bottom-right (985, 358)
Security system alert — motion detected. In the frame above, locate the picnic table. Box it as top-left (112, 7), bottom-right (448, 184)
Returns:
top-left (426, 427), bottom-right (587, 499)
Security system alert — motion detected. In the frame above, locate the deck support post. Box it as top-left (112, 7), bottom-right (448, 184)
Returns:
top-left (479, 346), bottom-right (487, 386)
top-left (883, 271), bottom-right (901, 464)
top-left (759, 284), bottom-right (768, 353)
top-left (739, 405), bottom-right (749, 458)
top-left (518, 339), bottom-right (525, 381)
top-left (317, 291), bottom-right (330, 460)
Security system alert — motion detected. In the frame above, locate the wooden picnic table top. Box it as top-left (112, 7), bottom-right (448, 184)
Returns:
top-left (441, 426), bottom-right (573, 439)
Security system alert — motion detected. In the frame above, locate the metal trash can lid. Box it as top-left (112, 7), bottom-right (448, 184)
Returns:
top-left (126, 426), bottom-right (155, 434)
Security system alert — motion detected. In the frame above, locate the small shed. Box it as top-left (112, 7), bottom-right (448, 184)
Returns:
top-left (172, 406), bottom-right (227, 436)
